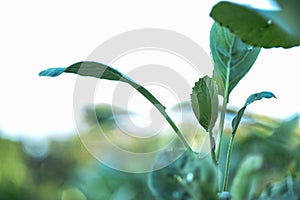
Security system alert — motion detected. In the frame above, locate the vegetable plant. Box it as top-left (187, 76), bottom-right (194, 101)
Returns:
top-left (39, 1), bottom-right (300, 199)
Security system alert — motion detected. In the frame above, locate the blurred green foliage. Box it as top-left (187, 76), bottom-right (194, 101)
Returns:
top-left (149, 149), bottom-right (219, 200)
top-left (0, 105), bottom-right (300, 199)
top-left (219, 115), bottom-right (300, 199)
top-left (0, 136), bottom-right (154, 200)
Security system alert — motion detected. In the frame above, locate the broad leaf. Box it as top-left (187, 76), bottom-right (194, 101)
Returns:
top-left (232, 91), bottom-right (276, 136)
top-left (191, 76), bottom-right (219, 132)
top-left (210, 1), bottom-right (300, 48)
top-left (210, 22), bottom-right (261, 100)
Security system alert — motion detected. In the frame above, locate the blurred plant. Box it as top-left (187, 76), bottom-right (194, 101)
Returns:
top-left (1, 115), bottom-right (300, 199)
top-left (74, 162), bottom-right (154, 200)
top-left (38, 1), bottom-right (300, 199)
top-left (0, 139), bottom-right (33, 199)
top-left (148, 149), bottom-right (219, 200)
top-left (257, 177), bottom-right (300, 200)
top-left (84, 104), bottom-right (128, 128)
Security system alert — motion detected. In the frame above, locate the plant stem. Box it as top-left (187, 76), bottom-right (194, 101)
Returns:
top-left (216, 96), bottom-right (227, 160)
top-left (125, 78), bottom-right (191, 150)
top-left (216, 63), bottom-right (230, 160)
top-left (209, 131), bottom-right (217, 165)
top-left (222, 134), bottom-right (235, 191)
top-left (164, 110), bottom-right (191, 150)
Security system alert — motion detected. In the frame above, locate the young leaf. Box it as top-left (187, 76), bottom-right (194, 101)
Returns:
top-left (39, 61), bottom-right (164, 108)
top-left (39, 61), bottom-right (191, 149)
top-left (210, 22), bottom-right (261, 100)
top-left (245, 91), bottom-right (277, 106)
top-left (39, 61), bottom-right (125, 81)
top-left (232, 91), bottom-right (276, 135)
top-left (191, 76), bottom-right (219, 132)
top-left (210, 1), bottom-right (300, 48)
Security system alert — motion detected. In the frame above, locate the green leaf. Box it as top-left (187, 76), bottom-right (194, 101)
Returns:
top-left (64, 62), bottom-right (126, 81)
top-left (39, 61), bottom-right (125, 81)
top-left (39, 61), bottom-right (192, 149)
top-left (210, 22), bottom-right (261, 100)
top-left (276, 0), bottom-right (300, 34)
top-left (191, 76), bottom-right (219, 132)
top-left (210, 1), bottom-right (300, 48)
top-left (39, 61), bottom-right (164, 108)
top-left (232, 91), bottom-right (276, 136)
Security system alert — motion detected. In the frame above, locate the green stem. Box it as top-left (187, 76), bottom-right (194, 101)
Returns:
top-left (222, 134), bottom-right (235, 191)
top-left (209, 130), bottom-right (217, 165)
top-left (125, 78), bottom-right (191, 150)
top-left (216, 96), bottom-right (228, 160)
top-left (164, 111), bottom-right (191, 150)
top-left (219, 44), bottom-right (232, 191)
top-left (216, 64), bottom-right (230, 160)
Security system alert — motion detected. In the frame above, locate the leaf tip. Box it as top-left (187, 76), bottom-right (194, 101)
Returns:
top-left (264, 91), bottom-right (277, 99)
top-left (38, 68), bottom-right (66, 77)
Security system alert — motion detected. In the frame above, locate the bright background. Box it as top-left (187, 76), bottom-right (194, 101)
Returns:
top-left (0, 0), bottom-right (299, 140)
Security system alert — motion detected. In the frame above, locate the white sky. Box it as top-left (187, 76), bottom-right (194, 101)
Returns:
top-left (0, 0), bottom-right (299, 140)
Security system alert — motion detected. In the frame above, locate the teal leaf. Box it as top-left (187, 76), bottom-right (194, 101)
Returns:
top-left (39, 67), bottom-right (65, 77)
top-left (64, 61), bottom-right (125, 81)
top-left (232, 91), bottom-right (276, 135)
top-left (210, 1), bottom-right (300, 48)
top-left (39, 61), bottom-right (192, 149)
top-left (39, 61), bottom-right (126, 81)
top-left (210, 22), bottom-right (261, 100)
top-left (39, 61), bottom-right (164, 108)
top-left (245, 91), bottom-right (276, 106)
top-left (191, 76), bottom-right (219, 132)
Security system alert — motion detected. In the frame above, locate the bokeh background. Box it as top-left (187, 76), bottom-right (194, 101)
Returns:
top-left (1, 0), bottom-right (300, 199)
